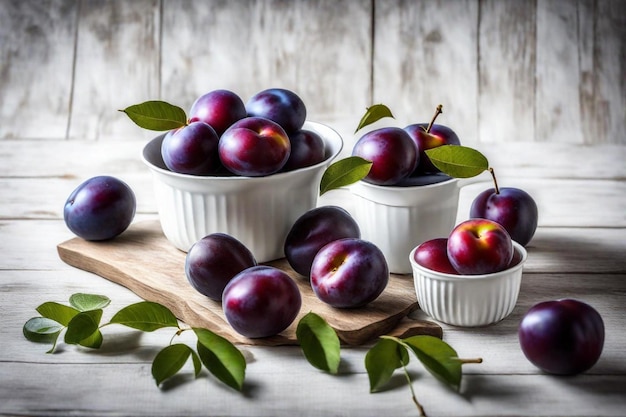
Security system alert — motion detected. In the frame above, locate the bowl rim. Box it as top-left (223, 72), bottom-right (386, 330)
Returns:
top-left (351, 175), bottom-right (459, 191)
top-left (141, 120), bottom-right (343, 182)
top-left (409, 240), bottom-right (528, 281)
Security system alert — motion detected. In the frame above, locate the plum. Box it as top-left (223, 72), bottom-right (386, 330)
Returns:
top-left (447, 219), bottom-right (513, 275)
top-left (310, 238), bottom-right (389, 308)
top-left (161, 121), bottom-right (220, 175)
top-left (282, 129), bottom-right (326, 171)
top-left (219, 117), bottom-right (291, 176)
top-left (470, 187), bottom-right (538, 247)
top-left (245, 88), bottom-right (306, 133)
top-left (185, 233), bottom-right (257, 301)
top-left (222, 266), bottom-right (302, 338)
top-left (188, 89), bottom-right (247, 136)
top-left (64, 175), bottom-right (136, 241)
top-left (284, 206), bottom-right (361, 277)
top-left (413, 238), bottom-right (458, 274)
top-left (352, 127), bottom-right (418, 186)
top-left (404, 123), bottom-right (461, 174)
top-left (519, 299), bottom-right (605, 375)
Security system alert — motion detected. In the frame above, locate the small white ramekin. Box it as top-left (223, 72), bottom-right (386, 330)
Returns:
top-left (348, 178), bottom-right (461, 274)
top-left (142, 121), bottom-right (343, 262)
top-left (409, 241), bottom-right (527, 327)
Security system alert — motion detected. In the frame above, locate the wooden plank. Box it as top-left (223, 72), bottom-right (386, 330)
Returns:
top-left (160, 0), bottom-right (372, 129)
top-left (478, 0), bottom-right (536, 143)
top-left (4, 268), bottom-right (625, 374)
top-left (0, 0), bottom-right (77, 139)
top-left (535, 0), bottom-right (585, 144)
top-left (456, 178), bottom-right (626, 228)
top-left (0, 360), bottom-right (624, 416)
top-left (0, 176), bottom-right (156, 220)
top-left (68, 0), bottom-right (161, 141)
top-left (435, 270), bottom-right (626, 374)
top-left (372, 0), bottom-right (479, 142)
top-left (4, 170), bottom-right (626, 229)
top-left (588, 0), bottom-right (626, 145)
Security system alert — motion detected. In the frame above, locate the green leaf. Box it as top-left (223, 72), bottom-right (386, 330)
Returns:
top-left (79, 329), bottom-right (103, 349)
top-left (319, 156), bottom-right (372, 196)
top-left (424, 145), bottom-right (489, 178)
top-left (152, 344), bottom-right (199, 386)
top-left (365, 337), bottom-right (410, 392)
top-left (355, 104), bottom-right (395, 133)
top-left (402, 335), bottom-right (463, 391)
top-left (194, 328), bottom-right (246, 391)
top-left (23, 317), bottom-right (64, 344)
top-left (119, 100), bottom-right (187, 131)
top-left (64, 309), bottom-right (103, 345)
top-left (36, 302), bottom-right (80, 326)
top-left (296, 312), bottom-right (341, 374)
top-left (109, 301), bottom-right (179, 331)
top-left (69, 293), bottom-right (111, 312)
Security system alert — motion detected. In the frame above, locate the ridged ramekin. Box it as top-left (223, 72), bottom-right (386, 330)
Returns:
top-left (409, 241), bottom-right (527, 327)
top-left (349, 178), bottom-right (461, 274)
top-left (142, 121), bottom-right (343, 262)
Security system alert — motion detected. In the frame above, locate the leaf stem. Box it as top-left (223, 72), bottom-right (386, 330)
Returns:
top-left (426, 104), bottom-right (443, 134)
top-left (458, 358), bottom-right (483, 364)
top-left (488, 167), bottom-right (500, 194)
top-left (402, 363), bottom-right (427, 417)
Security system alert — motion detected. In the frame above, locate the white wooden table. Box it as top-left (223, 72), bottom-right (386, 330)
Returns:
top-left (2, 1), bottom-right (625, 415)
top-left (1, 133), bottom-right (625, 417)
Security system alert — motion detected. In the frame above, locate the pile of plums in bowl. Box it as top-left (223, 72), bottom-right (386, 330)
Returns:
top-left (347, 106), bottom-right (462, 274)
top-left (410, 218), bottom-right (528, 327)
top-left (140, 88), bottom-right (343, 263)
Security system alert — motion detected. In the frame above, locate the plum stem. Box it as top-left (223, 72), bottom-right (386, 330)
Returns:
top-left (426, 104), bottom-right (443, 134)
top-left (402, 363), bottom-right (427, 416)
top-left (489, 167), bottom-right (500, 194)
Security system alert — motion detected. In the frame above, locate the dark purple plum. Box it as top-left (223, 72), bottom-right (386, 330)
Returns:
top-left (284, 206), bottom-right (361, 277)
top-left (245, 88), bottom-right (306, 133)
top-left (161, 121), bottom-right (220, 175)
top-left (188, 89), bottom-right (247, 136)
top-left (470, 187), bottom-right (538, 247)
top-left (351, 127), bottom-right (418, 186)
top-left (282, 129), bottom-right (326, 171)
top-left (185, 233), bottom-right (257, 301)
top-left (64, 175), bottom-right (136, 241)
top-left (219, 117), bottom-right (291, 176)
top-left (310, 238), bottom-right (388, 308)
top-left (222, 266), bottom-right (302, 338)
top-left (413, 238), bottom-right (458, 274)
top-left (519, 299), bottom-right (604, 375)
top-left (404, 123), bottom-right (461, 174)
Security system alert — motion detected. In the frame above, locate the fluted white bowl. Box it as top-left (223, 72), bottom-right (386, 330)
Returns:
top-left (349, 178), bottom-right (461, 274)
top-left (142, 121), bottom-right (343, 262)
top-left (409, 241), bottom-right (527, 327)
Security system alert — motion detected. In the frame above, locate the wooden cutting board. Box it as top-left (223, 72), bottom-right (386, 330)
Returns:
top-left (57, 220), bottom-right (441, 346)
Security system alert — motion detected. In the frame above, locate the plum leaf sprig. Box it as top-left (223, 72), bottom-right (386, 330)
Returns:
top-left (354, 104), bottom-right (395, 133)
top-left (296, 313), bottom-right (482, 417)
top-left (23, 293), bottom-right (246, 391)
top-left (119, 100), bottom-right (188, 131)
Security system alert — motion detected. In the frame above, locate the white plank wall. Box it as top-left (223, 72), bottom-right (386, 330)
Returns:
top-left (1, 0), bottom-right (624, 144)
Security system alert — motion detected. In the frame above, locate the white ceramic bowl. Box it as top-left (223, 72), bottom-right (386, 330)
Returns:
top-left (409, 241), bottom-right (527, 327)
top-left (349, 178), bottom-right (461, 274)
top-left (142, 121), bottom-right (343, 262)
